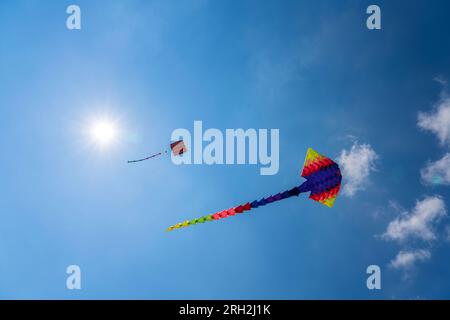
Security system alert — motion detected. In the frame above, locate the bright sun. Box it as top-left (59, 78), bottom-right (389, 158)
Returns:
top-left (90, 120), bottom-right (118, 146)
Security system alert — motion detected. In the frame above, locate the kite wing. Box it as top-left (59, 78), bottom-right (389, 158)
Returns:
top-left (301, 148), bottom-right (342, 208)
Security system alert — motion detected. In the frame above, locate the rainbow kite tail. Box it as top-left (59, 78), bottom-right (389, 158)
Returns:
top-left (166, 148), bottom-right (342, 232)
top-left (165, 184), bottom-right (310, 232)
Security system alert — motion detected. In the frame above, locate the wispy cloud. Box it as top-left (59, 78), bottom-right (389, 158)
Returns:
top-left (433, 76), bottom-right (448, 87)
top-left (417, 97), bottom-right (450, 147)
top-left (421, 153), bottom-right (450, 185)
top-left (389, 249), bottom-right (431, 270)
top-left (337, 142), bottom-right (378, 197)
top-left (382, 196), bottom-right (446, 242)
top-left (381, 195), bottom-right (446, 278)
top-left (445, 226), bottom-right (450, 243)
top-left (388, 80), bottom-right (450, 279)
top-left (418, 81), bottom-right (450, 186)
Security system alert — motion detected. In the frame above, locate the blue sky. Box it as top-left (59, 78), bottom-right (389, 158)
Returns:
top-left (1, 0), bottom-right (450, 299)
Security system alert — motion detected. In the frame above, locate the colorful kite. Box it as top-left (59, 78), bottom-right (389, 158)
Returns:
top-left (128, 140), bottom-right (187, 163)
top-left (166, 148), bottom-right (342, 232)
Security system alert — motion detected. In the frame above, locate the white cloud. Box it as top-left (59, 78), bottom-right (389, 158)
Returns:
top-left (418, 98), bottom-right (450, 147)
top-left (389, 249), bottom-right (431, 270)
top-left (421, 153), bottom-right (450, 185)
top-left (383, 196), bottom-right (446, 242)
top-left (337, 142), bottom-right (378, 197)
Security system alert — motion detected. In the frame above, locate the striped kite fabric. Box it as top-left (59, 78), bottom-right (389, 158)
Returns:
top-left (301, 148), bottom-right (342, 208)
top-left (170, 140), bottom-right (187, 156)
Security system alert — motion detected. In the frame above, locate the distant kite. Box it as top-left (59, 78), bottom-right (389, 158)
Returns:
top-left (128, 140), bottom-right (187, 163)
top-left (166, 148), bottom-right (342, 231)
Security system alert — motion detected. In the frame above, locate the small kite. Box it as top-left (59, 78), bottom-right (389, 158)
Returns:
top-left (128, 140), bottom-right (187, 163)
top-left (166, 148), bottom-right (342, 232)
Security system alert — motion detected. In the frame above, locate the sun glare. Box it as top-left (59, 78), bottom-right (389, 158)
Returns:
top-left (90, 119), bottom-right (118, 147)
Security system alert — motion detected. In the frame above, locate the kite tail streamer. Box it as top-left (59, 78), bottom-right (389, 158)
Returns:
top-left (165, 183), bottom-right (311, 232)
top-left (127, 150), bottom-right (167, 163)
